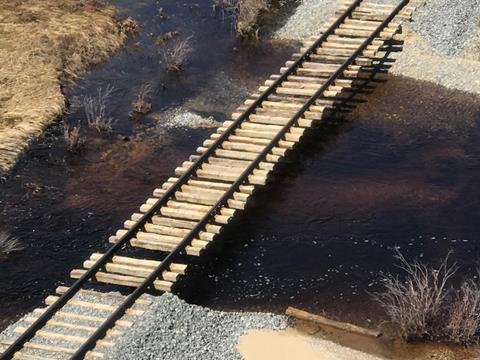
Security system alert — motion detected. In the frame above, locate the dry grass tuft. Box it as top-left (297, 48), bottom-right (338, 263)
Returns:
top-left (64, 123), bottom-right (85, 152)
top-left (132, 83), bottom-right (153, 115)
top-left (0, 231), bottom-right (24, 258)
top-left (373, 251), bottom-right (457, 340)
top-left (214, 0), bottom-right (269, 39)
top-left (0, 0), bottom-right (132, 172)
top-left (82, 85), bottom-right (115, 133)
top-left (160, 37), bottom-right (193, 72)
top-left (447, 279), bottom-right (480, 344)
top-left (374, 250), bottom-right (480, 344)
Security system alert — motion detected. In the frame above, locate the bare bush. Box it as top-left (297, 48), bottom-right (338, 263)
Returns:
top-left (373, 251), bottom-right (457, 340)
top-left (446, 279), bottom-right (480, 344)
top-left (64, 123), bottom-right (85, 152)
top-left (213, 0), bottom-right (269, 39)
top-left (82, 85), bottom-right (115, 133)
top-left (0, 231), bottom-right (24, 258)
top-left (160, 37), bottom-right (193, 72)
top-left (132, 82), bottom-right (153, 114)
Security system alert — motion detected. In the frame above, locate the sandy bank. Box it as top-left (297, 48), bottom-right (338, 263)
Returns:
top-left (238, 328), bottom-right (384, 360)
top-left (0, 0), bottom-right (131, 174)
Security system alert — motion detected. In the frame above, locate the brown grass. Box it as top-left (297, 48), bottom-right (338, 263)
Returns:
top-left (373, 251), bottom-right (457, 340)
top-left (132, 82), bottom-right (153, 114)
top-left (160, 37), bottom-right (193, 72)
top-left (82, 84), bottom-right (115, 133)
top-left (64, 123), bottom-right (84, 152)
top-left (214, 0), bottom-right (269, 39)
top-left (0, 0), bottom-right (131, 173)
top-left (374, 251), bottom-right (480, 344)
top-left (447, 279), bottom-right (480, 344)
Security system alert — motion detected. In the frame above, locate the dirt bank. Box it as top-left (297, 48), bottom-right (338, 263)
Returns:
top-left (238, 328), bottom-right (384, 360)
top-left (0, 0), bottom-right (131, 174)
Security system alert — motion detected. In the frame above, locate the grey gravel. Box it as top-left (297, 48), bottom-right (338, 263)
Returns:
top-left (150, 108), bottom-right (222, 129)
top-left (409, 0), bottom-right (480, 56)
top-left (274, 0), bottom-right (338, 41)
top-left (274, 0), bottom-right (480, 94)
top-left (104, 293), bottom-right (289, 360)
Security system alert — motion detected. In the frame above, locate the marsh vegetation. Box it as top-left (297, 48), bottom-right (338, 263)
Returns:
top-left (82, 85), bottom-right (115, 134)
top-left (132, 83), bottom-right (153, 115)
top-left (0, 0), bottom-right (133, 173)
top-left (213, 0), bottom-right (270, 39)
top-left (374, 251), bottom-right (480, 345)
top-left (160, 37), bottom-right (194, 72)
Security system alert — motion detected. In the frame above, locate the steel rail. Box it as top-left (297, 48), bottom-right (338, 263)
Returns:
top-left (68, 0), bottom-right (408, 358)
top-left (0, 2), bottom-right (364, 359)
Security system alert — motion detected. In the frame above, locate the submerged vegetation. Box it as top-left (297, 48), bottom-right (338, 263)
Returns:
top-left (132, 83), bottom-right (153, 115)
top-left (82, 85), bottom-right (115, 134)
top-left (64, 123), bottom-right (85, 153)
top-left (0, 232), bottom-right (23, 258)
top-left (213, 0), bottom-right (270, 39)
top-left (374, 251), bottom-right (480, 345)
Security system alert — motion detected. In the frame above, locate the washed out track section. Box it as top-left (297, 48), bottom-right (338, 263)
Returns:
top-left (1, 1), bottom-right (414, 359)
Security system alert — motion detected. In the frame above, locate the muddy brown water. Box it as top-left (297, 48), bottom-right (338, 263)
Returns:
top-left (1, 1), bottom-right (480, 358)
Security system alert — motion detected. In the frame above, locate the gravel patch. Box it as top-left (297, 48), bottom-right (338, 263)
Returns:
top-left (389, 30), bottom-right (480, 94)
top-left (150, 108), bottom-right (222, 129)
top-left (275, 0), bottom-right (480, 55)
top-left (274, 0), bottom-right (480, 94)
top-left (409, 0), bottom-right (480, 56)
top-left (273, 0), bottom-right (404, 41)
top-left (184, 71), bottom-right (249, 116)
top-left (274, 0), bottom-right (338, 40)
top-left (104, 293), bottom-right (289, 360)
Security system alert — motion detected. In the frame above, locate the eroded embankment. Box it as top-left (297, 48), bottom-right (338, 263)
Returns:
top-left (0, 0), bottom-right (131, 174)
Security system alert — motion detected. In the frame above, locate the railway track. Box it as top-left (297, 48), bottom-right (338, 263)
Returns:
top-left (1, 1), bottom-right (415, 359)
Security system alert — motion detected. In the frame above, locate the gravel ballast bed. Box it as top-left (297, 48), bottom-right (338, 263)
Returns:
top-left (275, 0), bottom-right (480, 55)
top-left (274, 0), bottom-right (480, 94)
top-left (409, 0), bottom-right (480, 56)
top-left (274, 0), bottom-right (337, 41)
top-left (104, 293), bottom-right (288, 360)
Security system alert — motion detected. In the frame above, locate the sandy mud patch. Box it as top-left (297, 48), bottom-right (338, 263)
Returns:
top-left (238, 328), bottom-right (384, 360)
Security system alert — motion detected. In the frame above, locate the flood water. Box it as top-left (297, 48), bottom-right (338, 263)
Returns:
top-left (1, 1), bottom-right (480, 358)
top-left (189, 76), bottom-right (480, 329)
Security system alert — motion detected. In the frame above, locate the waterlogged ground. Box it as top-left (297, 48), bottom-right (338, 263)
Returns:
top-left (1, 1), bottom-right (480, 358)
top-left (189, 76), bottom-right (480, 324)
top-left (0, 0), bottom-right (296, 330)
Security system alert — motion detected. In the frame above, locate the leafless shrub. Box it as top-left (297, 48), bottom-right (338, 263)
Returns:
top-left (0, 231), bottom-right (24, 258)
top-left (64, 123), bottom-right (85, 152)
top-left (446, 279), bottom-right (480, 344)
top-left (132, 83), bottom-right (153, 114)
top-left (160, 37), bottom-right (193, 72)
top-left (213, 0), bottom-right (269, 39)
top-left (82, 84), bottom-right (115, 133)
top-left (373, 250), bottom-right (458, 340)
